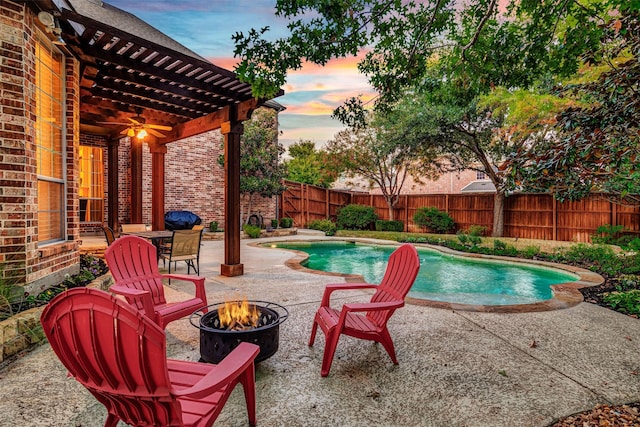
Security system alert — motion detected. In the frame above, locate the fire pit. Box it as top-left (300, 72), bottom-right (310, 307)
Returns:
top-left (190, 300), bottom-right (288, 364)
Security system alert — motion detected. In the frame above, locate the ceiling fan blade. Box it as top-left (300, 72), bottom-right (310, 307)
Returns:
top-left (127, 117), bottom-right (142, 125)
top-left (147, 124), bottom-right (172, 131)
top-left (146, 128), bottom-right (167, 138)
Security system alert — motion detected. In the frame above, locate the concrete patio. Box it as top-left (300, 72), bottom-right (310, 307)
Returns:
top-left (1, 233), bottom-right (638, 426)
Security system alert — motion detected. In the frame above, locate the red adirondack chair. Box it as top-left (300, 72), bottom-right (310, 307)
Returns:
top-left (308, 243), bottom-right (421, 377)
top-left (105, 235), bottom-right (208, 329)
top-left (40, 287), bottom-right (260, 427)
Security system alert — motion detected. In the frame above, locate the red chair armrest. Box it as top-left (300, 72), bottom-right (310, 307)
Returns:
top-left (161, 274), bottom-right (207, 305)
top-left (172, 342), bottom-right (260, 399)
top-left (321, 283), bottom-right (378, 306)
top-left (109, 285), bottom-right (158, 324)
top-left (342, 300), bottom-right (405, 313)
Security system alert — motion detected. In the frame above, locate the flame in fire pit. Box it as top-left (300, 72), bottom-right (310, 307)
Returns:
top-left (217, 298), bottom-right (259, 330)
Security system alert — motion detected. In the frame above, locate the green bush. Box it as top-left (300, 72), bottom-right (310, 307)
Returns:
top-left (209, 221), bottom-right (218, 232)
top-left (493, 240), bottom-right (507, 251)
top-left (603, 290), bottom-right (640, 316)
top-left (243, 224), bottom-right (262, 238)
top-left (375, 220), bottom-right (404, 232)
top-left (308, 219), bottom-right (337, 236)
top-left (521, 245), bottom-right (541, 259)
top-left (336, 204), bottom-right (377, 230)
top-left (279, 217), bottom-right (294, 228)
top-left (591, 224), bottom-right (626, 244)
top-left (466, 225), bottom-right (487, 236)
top-left (413, 207), bottom-right (455, 234)
top-left (270, 219), bottom-right (278, 229)
top-left (552, 244), bottom-right (623, 276)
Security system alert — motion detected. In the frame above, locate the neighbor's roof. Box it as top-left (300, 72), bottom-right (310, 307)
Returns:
top-left (461, 180), bottom-right (497, 193)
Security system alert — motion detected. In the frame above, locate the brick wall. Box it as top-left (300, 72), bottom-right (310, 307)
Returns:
top-left (115, 113), bottom-right (277, 230)
top-left (1, 2), bottom-right (80, 293)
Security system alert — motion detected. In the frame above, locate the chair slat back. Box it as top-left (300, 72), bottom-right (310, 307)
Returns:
top-left (40, 288), bottom-right (181, 426)
top-left (368, 244), bottom-right (420, 326)
top-left (170, 229), bottom-right (201, 258)
top-left (102, 225), bottom-right (116, 245)
top-left (105, 235), bottom-right (167, 308)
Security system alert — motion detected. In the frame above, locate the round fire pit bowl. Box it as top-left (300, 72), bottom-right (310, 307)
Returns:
top-left (190, 301), bottom-right (289, 364)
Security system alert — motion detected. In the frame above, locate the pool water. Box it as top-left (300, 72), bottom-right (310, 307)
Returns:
top-left (270, 241), bottom-right (578, 306)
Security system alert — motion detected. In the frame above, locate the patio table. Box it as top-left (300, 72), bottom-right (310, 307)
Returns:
top-left (121, 230), bottom-right (173, 260)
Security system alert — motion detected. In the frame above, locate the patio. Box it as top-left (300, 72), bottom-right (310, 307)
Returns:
top-left (1, 233), bottom-right (639, 426)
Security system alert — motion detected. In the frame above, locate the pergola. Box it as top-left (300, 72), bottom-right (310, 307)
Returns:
top-left (45, 0), bottom-right (283, 276)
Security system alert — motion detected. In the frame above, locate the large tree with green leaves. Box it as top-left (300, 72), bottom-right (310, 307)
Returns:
top-left (233, 0), bottom-right (636, 235)
top-left (502, 10), bottom-right (640, 204)
top-left (233, 0), bottom-right (607, 108)
top-left (325, 112), bottom-right (436, 220)
top-left (218, 108), bottom-right (286, 224)
top-left (284, 140), bottom-right (339, 188)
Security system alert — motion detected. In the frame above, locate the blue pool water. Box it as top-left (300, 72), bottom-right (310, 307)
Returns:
top-left (269, 241), bottom-right (578, 305)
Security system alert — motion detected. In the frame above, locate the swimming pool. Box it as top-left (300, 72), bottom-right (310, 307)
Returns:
top-left (268, 241), bottom-right (579, 306)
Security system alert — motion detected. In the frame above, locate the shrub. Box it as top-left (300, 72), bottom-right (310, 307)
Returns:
top-left (466, 225), bottom-right (487, 236)
top-left (243, 224), bottom-right (262, 238)
top-left (591, 224), bottom-right (626, 245)
top-left (413, 207), bottom-right (455, 234)
top-left (308, 219), bottom-right (337, 236)
top-left (209, 221), bottom-right (218, 232)
top-left (375, 220), bottom-right (404, 232)
top-left (457, 230), bottom-right (482, 248)
top-left (279, 217), bottom-right (294, 228)
top-left (552, 244), bottom-right (623, 276)
top-left (521, 245), bottom-right (541, 259)
top-left (493, 239), bottom-right (507, 251)
top-left (603, 290), bottom-right (640, 316)
top-left (336, 204), bottom-right (377, 230)
top-left (271, 219), bottom-right (278, 229)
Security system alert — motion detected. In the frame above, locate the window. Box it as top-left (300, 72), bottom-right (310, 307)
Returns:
top-left (476, 171), bottom-right (486, 180)
top-left (79, 146), bottom-right (104, 223)
top-left (36, 34), bottom-right (65, 243)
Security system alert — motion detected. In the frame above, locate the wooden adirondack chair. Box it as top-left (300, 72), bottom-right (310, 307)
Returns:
top-left (105, 235), bottom-right (208, 329)
top-left (309, 243), bottom-right (421, 377)
top-left (40, 287), bottom-right (259, 427)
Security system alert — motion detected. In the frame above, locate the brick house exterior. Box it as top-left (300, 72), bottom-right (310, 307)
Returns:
top-left (1, 1), bottom-right (81, 294)
top-left (1, 1), bottom-right (279, 292)
top-left (80, 121), bottom-right (278, 234)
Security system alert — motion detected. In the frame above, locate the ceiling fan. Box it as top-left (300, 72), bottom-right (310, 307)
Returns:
top-left (98, 111), bottom-right (172, 139)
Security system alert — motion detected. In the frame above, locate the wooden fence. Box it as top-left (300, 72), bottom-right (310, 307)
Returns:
top-left (278, 180), bottom-right (640, 243)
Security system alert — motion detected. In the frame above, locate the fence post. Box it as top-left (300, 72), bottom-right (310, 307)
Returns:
top-left (611, 201), bottom-right (617, 227)
top-left (405, 195), bottom-right (409, 232)
top-left (326, 188), bottom-right (329, 219)
top-left (552, 195), bottom-right (557, 241)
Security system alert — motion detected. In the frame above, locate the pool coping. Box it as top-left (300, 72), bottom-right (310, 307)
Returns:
top-left (255, 238), bottom-right (604, 314)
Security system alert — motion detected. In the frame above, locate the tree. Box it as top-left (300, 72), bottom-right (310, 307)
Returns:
top-left (505, 11), bottom-right (640, 204)
top-left (325, 112), bottom-right (434, 220)
top-left (218, 108), bottom-right (286, 224)
top-left (234, 0), bottom-right (606, 109)
top-left (284, 140), bottom-right (339, 188)
top-left (233, 0), bottom-right (636, 235)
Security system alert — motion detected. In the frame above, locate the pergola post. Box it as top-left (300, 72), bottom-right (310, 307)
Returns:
top-left (221, 119), bottom-right (244, 277)
top-left (150, 141), bottom-right (167, 230)
top-left (107, 137), bottom-right (119, 231)
top-left (130, 139), bottom-right (143, 224)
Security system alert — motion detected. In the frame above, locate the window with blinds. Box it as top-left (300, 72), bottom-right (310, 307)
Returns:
top-left (35, 33), bottom-right (65, 243)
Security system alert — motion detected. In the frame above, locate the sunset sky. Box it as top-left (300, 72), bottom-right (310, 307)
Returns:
top-left (105, 0), bottom-right (376, 148)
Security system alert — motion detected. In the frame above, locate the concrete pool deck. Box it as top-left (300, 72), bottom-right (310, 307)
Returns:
top-left (1, 232), bottom-right (639, 426)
